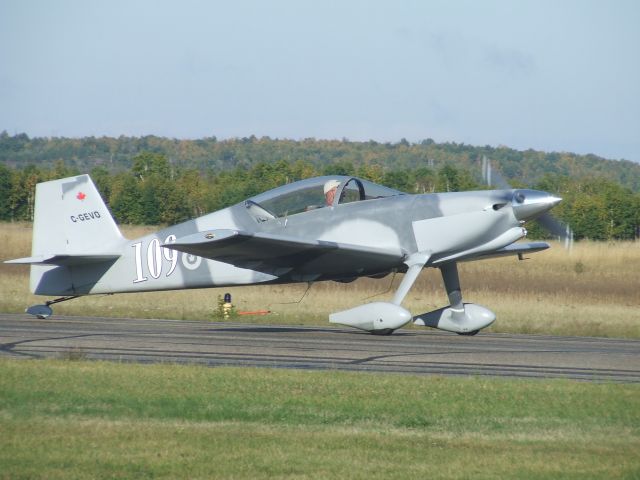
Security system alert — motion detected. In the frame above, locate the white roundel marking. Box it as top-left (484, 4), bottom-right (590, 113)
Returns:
top-left (181, 253), bottom-right (202, 270)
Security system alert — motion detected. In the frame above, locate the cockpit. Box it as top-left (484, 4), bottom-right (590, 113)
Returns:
top-left (244, 175), bottom-right (403, 221)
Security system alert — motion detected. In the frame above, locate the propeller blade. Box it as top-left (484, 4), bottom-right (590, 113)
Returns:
top-left (537, 212), bottom-right (568, 240)
top-left (488, 167), bottom-right (512, 190)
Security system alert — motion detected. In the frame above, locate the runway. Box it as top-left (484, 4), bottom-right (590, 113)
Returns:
top-left (1, 313), bottom-right (639, 382)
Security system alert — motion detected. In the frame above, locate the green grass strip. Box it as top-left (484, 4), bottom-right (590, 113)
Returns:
top-left (1, 359), bottom-right (639, 479)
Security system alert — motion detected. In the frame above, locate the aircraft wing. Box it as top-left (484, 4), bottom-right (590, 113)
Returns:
top-left (164, 229), bottom-right (405, 276)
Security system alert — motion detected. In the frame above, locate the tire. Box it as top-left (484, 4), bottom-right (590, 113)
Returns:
top-left (371, 329), bottom-right (395, 336)
top-left (457, 330), bottom-right (479, 336)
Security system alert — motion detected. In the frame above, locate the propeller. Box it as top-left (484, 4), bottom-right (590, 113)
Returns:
top-left (486, 160), bottom-right (572, 248)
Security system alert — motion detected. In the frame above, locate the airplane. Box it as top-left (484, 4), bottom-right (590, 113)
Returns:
top-left (5, 173), bottom-right (561, 336)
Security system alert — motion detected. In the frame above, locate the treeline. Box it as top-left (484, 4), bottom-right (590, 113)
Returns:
top-left (2, 131), bottom-right (640, 193)
top-left (1, 153), bottom-right (638, 241)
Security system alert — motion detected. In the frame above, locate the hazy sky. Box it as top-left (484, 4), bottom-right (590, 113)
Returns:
top-left (1, 0), bottom-right (638, 162)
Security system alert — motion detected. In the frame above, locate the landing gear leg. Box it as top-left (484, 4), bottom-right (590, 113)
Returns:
top-left (26, 296), bottom-right (79, 319)
top-left (440, 262), bottom-right (463, 312)
top-left (392, 252), bottom-right (431, 305)
top-left (439, 263), bottom-right (479, 336)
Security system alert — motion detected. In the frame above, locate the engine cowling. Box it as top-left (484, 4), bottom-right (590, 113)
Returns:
top-left (329, 302), bottom-right (412, 333)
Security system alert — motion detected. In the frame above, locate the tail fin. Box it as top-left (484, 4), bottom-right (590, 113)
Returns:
top-left (32, 174), bottom-right (124, 257)
top-left (5, 174), bottom-right (125, 294)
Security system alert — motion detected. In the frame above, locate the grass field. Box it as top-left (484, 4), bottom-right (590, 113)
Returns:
top-left (1, 359), bottom-right (639, 479)
top-left (1, 222), bottom-right (639, 338)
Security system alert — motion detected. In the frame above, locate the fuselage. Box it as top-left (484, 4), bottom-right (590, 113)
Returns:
top-left (63, 191), bottom-right (517, 294)
top-left (29, 175), bottom-right (559, 296)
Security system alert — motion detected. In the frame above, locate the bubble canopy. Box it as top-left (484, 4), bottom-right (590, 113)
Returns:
top-left (246, 175), bottom-right (404, 218)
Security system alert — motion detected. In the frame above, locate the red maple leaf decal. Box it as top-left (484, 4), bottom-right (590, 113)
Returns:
top-left (76, 192), bottom-right (86, 201)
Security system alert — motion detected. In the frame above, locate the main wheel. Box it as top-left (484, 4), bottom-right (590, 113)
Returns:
top-left (457, 330), bottom-right (479, 336)
top-left (371, 329), bottom-right (395, 336)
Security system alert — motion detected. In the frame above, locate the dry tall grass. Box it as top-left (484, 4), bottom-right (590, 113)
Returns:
top-left (1, 222), bottom-right (639, 338)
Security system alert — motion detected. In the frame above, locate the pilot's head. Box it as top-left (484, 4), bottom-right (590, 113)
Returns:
top-left (323, 179), bottom-right (340, 206)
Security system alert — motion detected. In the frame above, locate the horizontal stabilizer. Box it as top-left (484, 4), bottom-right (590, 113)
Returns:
top-left (5, 254), bottom-right (120, 266)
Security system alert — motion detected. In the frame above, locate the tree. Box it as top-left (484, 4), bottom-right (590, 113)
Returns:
top-left (8, 165), bottom-right (42, 221)
top-left (140, 179), bottom-right (163, 225)
top-left (383, 169), bottom-right (411, 192)
top-left (436, 165), bottom-right (478, 192)
top-left (0, 164), bottom-right (12, 220)
top-left (411, 167), bottom-right (437, 194)
top-left (567, 194), bottom-right (608, 240)
top-left (91, 166), bottom-right (113, 206)
top-left (132, 151), bottom-right (171, 181)
top-left (110, 174), bottom-right (143, 224)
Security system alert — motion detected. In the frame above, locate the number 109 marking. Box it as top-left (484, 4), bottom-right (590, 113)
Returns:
top-left (132, 234), bottom-right (183, 283)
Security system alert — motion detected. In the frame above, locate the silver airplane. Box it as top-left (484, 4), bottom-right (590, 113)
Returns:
top-left (6, 174), bottom-right (561, 335)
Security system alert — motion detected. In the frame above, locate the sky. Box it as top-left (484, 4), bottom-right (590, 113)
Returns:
top-left (0, 0), bottom-right (639, 162)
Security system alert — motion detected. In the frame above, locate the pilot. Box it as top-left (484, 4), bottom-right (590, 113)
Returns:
top-left (324, 179), bottom-right (340, 206)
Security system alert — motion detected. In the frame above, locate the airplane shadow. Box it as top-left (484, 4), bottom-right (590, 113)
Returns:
top-left (210, 326), bottom-right (417, 336)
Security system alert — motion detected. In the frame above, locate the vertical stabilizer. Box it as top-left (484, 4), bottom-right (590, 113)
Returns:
top-left (32, 174), bottom-right (124, 257)
top-left (28, 174), bottom-right (125, 294)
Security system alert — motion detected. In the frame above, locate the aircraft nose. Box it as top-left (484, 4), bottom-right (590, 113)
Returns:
top-left (511, 190), bottom-right (562, 221)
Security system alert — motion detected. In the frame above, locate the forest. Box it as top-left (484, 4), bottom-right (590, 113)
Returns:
top-left (1, 132), bottom-right (639, 241)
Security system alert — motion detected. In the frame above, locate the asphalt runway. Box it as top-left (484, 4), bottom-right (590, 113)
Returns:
top-left (1, 313), bottom-right (639, 382)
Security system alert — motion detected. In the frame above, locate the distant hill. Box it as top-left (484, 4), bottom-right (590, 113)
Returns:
top-left (1, 131), bottom-right (639, 191)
